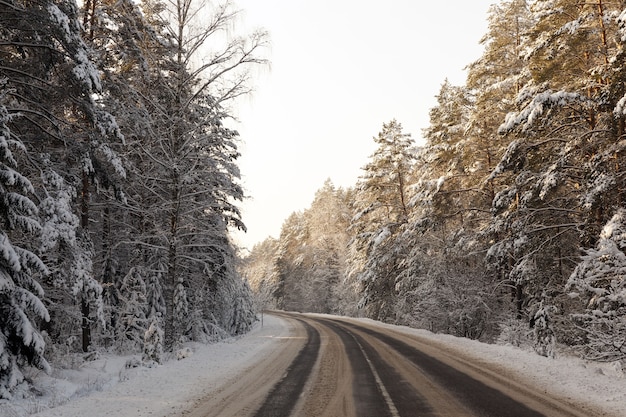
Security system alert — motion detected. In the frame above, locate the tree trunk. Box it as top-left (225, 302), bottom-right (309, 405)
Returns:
top-left (164, 172), bottom-right (180, 350)
top-left (81, 298), bottom-right (91, 352)
top-left (81, 171), bottom-right (91, 352)
top-left (164, 239), bottom-right (176, 349)
top-left (515, 283), bottom-right (524, 320)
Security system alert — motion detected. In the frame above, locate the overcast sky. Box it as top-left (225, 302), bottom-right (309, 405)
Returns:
top-left (231, 0), bottom-right (495, 251)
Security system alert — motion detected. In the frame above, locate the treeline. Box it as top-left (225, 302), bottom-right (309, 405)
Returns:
top-left (0, 0), bottom-right (266, 397)
top-left (243, 0), bottom-right (626, 362)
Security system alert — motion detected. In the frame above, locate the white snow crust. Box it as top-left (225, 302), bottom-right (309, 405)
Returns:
top-left (0, 314), bottom-right (624, 417)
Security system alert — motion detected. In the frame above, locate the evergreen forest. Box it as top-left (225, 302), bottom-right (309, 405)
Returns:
top-left (3, 0), bottom-right (626, 401)
top-left (242, 0), bottom-right (626, 367)
top-left (0, 0), bottom-right (267, 398)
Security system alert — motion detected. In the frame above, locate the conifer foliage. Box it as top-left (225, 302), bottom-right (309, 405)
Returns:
top-left (0, 87), bottom-right (50, 399)
top-left (0, 0), bottom-right (267, 396)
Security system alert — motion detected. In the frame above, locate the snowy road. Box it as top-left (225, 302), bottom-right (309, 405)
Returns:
top-left (18, 311), bottom-right (624, 417)
top-left (184, 312), bottom-right (607, 417)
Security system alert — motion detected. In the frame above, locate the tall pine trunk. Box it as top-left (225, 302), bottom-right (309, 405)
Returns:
top-left (164, 171), bottom-right (180, 350)
top-left (81, 171), bottom-right (91, 352)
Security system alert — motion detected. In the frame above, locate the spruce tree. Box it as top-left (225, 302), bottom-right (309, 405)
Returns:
top-left (0, 89), bottom-right (50, 398)
top-left (567, 209), bottom-right (626, 361)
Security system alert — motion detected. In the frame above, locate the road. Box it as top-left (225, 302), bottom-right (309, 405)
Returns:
top-left (182, 312), bottom-right (608, 417)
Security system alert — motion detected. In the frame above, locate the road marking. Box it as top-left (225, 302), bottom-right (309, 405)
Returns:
top-left (355, 338), bottom-right (400, 417)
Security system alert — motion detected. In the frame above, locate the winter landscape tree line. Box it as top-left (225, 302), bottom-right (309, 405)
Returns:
top-left (0, 0), bottom-right (268, 397)
top-left (242, 0), bottom-right (626, 366)
top-left (4, 0), bottom-right (626, 403)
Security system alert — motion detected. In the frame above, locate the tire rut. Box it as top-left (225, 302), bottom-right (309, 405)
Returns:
top-left (315, 318), bottom-right (434, 417)
top-left (252, 317), bottom-right (320, 417)
top-left (337, 319), bottom-right (577, 417)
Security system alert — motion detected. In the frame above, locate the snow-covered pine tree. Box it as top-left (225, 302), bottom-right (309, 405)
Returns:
top-left (349, 120), bottom-right (416, 321)
top-left (2, 0), bottom-right (125, 353)
top-left (465, 0), bottom-right (532, 213)
top-left (567, 209), bottom-right (626, 361)
top-left (461, 0), bottom-right (533, 340)
top-left (302, 181), bottom-right (351, 314)
top-left (146, 263), bottom-right (166, 322)
top-left (86, 0), bottom-right (267, 349)
top-left (173, 276), bottom-right (189, 342)
top-left (392, 79), bottom-right (494, 337)
top-left (0, 87), bottom-right (50, 398)
top-left (488, 0), bottom-right (625, 345)
top-left (240, 238), bottom-right (280, 311)
top-left (117, 267), bottom-right (148, 351)
top-left (37, 160), bottom-right (79, 346)
top-left (37, 160), bottom-right (104, 352)
top-left (142, 318), bottom-right (164, 365)
top-left (273, 212), bottom-right (310, 311)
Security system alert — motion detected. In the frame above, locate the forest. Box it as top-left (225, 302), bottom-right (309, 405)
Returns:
top-left (3, 0), bottom-right (626, 402)
top-left (242, 0), bottom-right (626, 366)
top-left (0, 0), bottom-right (268, 398)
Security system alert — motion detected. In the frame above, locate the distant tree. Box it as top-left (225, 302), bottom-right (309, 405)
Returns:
top-left (273, 212), bottom-right (310, 311)
top-left (303, 180), bottom-right (351, 314)
top-left (240, 238), bottom-right (280, 311)
top-left (248, 181), bottom-right (353, 315)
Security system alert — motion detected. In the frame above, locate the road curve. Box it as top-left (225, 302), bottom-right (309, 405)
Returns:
top-left (183, 312), bottom-right (611, 417)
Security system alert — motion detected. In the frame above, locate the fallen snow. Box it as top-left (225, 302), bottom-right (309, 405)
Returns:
top-left (0, 313), bottom-right (624, 417)
top-left (1, 314), bottom-right (291, 417)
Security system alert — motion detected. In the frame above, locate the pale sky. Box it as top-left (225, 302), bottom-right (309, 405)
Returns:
top-left (231, 0), bottom-right (495, 251)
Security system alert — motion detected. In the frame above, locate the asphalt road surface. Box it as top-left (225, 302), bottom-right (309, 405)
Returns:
top-left (182, 312), bottom-right (608, 417)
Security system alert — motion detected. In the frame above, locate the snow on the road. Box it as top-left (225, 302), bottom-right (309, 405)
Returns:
top-left (1, 313), bottom-right (625, 417)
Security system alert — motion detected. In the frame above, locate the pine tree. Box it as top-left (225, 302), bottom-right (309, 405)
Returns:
top-left (117, 267), bottom-right (148, 351)
top-left (567, 209), bottom-right (626, 361)
top-left (2, 0), bottom-right (125, 353)
top-left (489, 0), bottom-right (626, 346)
top-left (142, 318), bottom-right (164, 365)
top-left (240, 238), bottom-right (280, 311)
top-left (304, 180), bottom-right (351, 313)
top-left (350, 120), bottom-right (416, 321)
top-left (146, 263), bottom-right (166, 322)
top-left (0, 88), bottom-right (50, 398)
top-left (394, 81), bottom-right (494, 338)
top-left (273, 212), bottom-right (310, 311)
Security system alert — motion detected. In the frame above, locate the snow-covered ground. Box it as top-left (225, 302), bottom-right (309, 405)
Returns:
top-left (0, 314), bottom-right (292, 417)
top-left (1, 313), bottom-right (625, 417)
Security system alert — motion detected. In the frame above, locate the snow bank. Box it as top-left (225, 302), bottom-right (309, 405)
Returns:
top-left (0, 314), bottom-right (289, 417)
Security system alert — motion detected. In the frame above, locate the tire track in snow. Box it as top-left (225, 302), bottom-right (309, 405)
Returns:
top-left (252, 317), bottom-right (320, 417)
